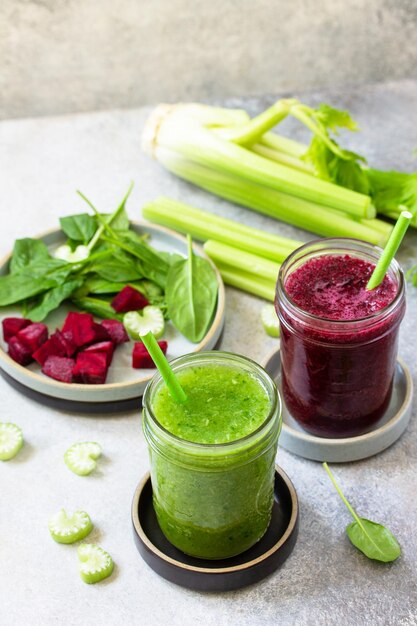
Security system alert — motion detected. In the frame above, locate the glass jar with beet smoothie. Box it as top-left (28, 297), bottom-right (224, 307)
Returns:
top-left (142, 352), bottom-right (281, 559)
top-left (276, 238), bottom-right (405, 438)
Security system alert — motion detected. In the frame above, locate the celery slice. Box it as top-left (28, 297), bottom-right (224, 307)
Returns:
top-left (261, 305), bottom-right (280, 338)
top-left (64, 442), bottom-right (101, 476)
top-left (77, 544), bottom-right (114, 584)
top-left (123, 306), bottom-right (165, 340)
top-left (0, 423), bottom-right (23, 461)
top-left (49, 509), bottom-right (93, 544)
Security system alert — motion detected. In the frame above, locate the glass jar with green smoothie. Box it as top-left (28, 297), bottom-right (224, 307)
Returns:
top-left (142, 351), bottom-right (281, 560)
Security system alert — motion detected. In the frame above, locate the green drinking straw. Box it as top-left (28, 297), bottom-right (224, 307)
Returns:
top-left (140, 331), bottom-right (188, 403)
top-left (366, 208), bottom-right (413, 290)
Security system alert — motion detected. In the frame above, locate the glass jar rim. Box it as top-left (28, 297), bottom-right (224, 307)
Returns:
top-left (142, 350), bottom-right (281, 454)
top-left (277, 237), bottom-right (405, 329)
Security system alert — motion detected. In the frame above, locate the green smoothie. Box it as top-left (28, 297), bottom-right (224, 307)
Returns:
top-left (152, 364), bottom-right (271, 444)
top-left (143, 352), bottom-right (281, 560)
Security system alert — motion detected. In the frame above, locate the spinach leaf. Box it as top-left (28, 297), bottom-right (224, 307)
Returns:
top-left (26, 278), bottom-right (84, 322)
top-left (0, 273), bottom-right (58, 306)
top-left (103, 234), bottom-right (169, 274)
top-left (323, 462), bottom-right (401, 563)
top-left (99, 209), bottom-right (129, 231)
top-left (71, 296), bottom-right (122, 320)
top-left (10, 238), bottom-right (50, 273)
top-left (101, 234), bottom-right (169, 288)
top-left (87, 250), bottom-right (143, 283)
top-left (347, 518), bottom-right (401, 563)
top-left (1, 240), bottom-right (76, 306)
top-left (59, 213), bottom-right (97, 244)
top-left (80, 277), bottom-right (147, 295)
top-left (166, 236), bottom-right (218, 343)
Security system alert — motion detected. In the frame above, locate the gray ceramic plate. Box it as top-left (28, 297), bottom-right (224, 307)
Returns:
top-left (262, 345), bottom-right (413, 462)
top-left (0, 222), bottom-right (225, 403)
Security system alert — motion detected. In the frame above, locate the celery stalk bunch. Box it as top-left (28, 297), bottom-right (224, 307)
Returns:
top-left (142, 99), bottom-right (406, 244)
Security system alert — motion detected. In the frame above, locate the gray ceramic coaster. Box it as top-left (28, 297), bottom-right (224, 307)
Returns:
top-left (262, 347), bottom-right (413, 463)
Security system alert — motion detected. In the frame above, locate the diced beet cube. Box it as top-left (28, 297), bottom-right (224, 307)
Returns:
top-left (17, 323), bottom-right (48, 355)
top-left (83, 341), bottom-right (115, 367)
top-left (61, 331), bottom-right (77, 356)
top-left (91, 322), bottom-right (110, 343)
top-left (2, 317), bottom-right (32, 343)
top-left (62, 312), bottom-right (96, 348)
top-left (101, 319), bottom-right (129, 344)
top-left (73, 352), bottom-right (108, 385)
top-left (132, 341), bottom-right (168, 369)
top-left (8, 336), bottom-right (33, 365)
top-left (33, 332), bottom-right (67, 366)
top-left (111, 286), bottom-right (149, 313)
top-left (42, 356), bottom-right (74, 384)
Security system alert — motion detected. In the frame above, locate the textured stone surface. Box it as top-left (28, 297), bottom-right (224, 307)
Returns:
top-left (0, 80), bottom-right (416, 625)
top-left (1, 0), bottom-right (417, 119)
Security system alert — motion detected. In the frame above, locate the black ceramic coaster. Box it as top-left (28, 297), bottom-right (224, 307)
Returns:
top-left (131, 466), bottom-right (299, 592)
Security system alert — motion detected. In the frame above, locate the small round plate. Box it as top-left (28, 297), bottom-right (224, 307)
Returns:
top-left (0, 222), bottom-right (225, 404)
top-left (262, 346), bottom-right (413, 462)
top-left (131, 467), bottom-right (299, 592)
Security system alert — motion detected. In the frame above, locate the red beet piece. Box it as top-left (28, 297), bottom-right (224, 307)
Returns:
top-left (8, 336), bottom-right (33, 365)
top-left (132, 341), bottom-right (168, 369)
top-left (62, 312), bottom-right (96, 348)
top-left (2, 317), bottom-right (32, 343)
top-left (42, 356), bottom-right (74, 384)
top-left (111, 286), bottom-right (149, 313)
top-left (101, 319), bottom-right (129, 344)
top-left (32, 329), bottom-right (75, 365)
top-left (73, 352), bottom-right (108, 384)
top-left (91, 322), bottom-right (110, 343)
top-left (83, 341), bottom-right (115, 367)
top-left (61, 331), bottom-right (77, 356)
top-left (17, 323), bottom-right (48, 354)
top-left (33, 332), bottom-right (67, 366)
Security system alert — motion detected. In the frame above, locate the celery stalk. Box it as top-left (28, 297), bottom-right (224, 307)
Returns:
top-left (359, 217), bottom-right (393, 237)
top-left (145, 104), bottom-right (374, 218)
top-left (217, 99), bottom-right (296, 146)
top-left (143, 197), bottom-right (301, 262)
top-left (260, 132), bottom-right (308, 158)
top-left (251, 143), bottom-right (314, 174)
top-left (154, 149), bottom-right (387, 245)
top-left (204, 240), bottom-right (281, 283)
top-left (215, 263), bottom-right (276, 301)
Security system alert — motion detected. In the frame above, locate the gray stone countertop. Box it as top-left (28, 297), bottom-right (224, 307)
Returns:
top-left (0, 79), bottom-right (416, 626)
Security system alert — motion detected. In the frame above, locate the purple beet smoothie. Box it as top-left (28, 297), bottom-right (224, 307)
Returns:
top-left (277, 254), bottom-right (404, 438)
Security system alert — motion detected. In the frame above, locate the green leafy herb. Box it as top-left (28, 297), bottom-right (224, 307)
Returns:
top-left (0, 273), bottom-right (58, 307)
top-left (59, 213), bottom-right (97, 244)
top-left (290, 103), bottom-right (370, 195)
top-left (26, 279), bottom-right (84, 322)
top-left (323, 462), bottom-right (401, 563)
top-left (86, 250), bottom-right (143, 283)
top-left (166, 235), bottom-right (218, 342)
top-left (366, 169), bottom-right (417, 224)
top-left (10, 238), bottom-right (50, 273)
top-left (71, 296), bottom-right (122, 320)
